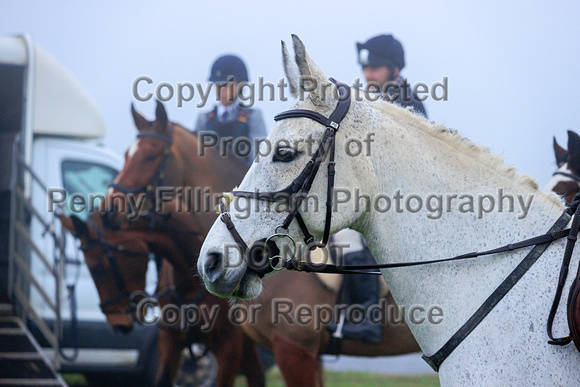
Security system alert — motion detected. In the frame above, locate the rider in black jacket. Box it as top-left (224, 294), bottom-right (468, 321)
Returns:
top-left (326, 35), bottom-right (428, 350)
top-left (356, 34), bottom-right (428, 118)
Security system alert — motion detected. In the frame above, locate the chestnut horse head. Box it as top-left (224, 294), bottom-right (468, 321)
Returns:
top-left (103, 100), bottom-right (182, 229)
top-left (60, 204), bottom-right (198, 332)
top-left (60, 212), bottom-right (154, 331)
top-left (545, 130), bottom-right (580, 204)
top-left (102, 100), bottom-right (248, 234)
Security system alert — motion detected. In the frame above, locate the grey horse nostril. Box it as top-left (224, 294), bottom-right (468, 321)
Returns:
top-left (204, 252), bottom-right (223, 281)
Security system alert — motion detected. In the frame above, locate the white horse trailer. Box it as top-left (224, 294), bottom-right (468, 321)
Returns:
top-left (0, 34), bottom-right (160, 385)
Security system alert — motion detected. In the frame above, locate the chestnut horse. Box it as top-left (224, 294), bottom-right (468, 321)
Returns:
top-left (545, 130), bottom-right (580, 204)
top-left (61, 102), bottom-right (263, 387)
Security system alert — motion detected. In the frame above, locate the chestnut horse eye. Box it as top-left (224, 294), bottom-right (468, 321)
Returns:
top-left (145, 154), bottom-right (157, 162)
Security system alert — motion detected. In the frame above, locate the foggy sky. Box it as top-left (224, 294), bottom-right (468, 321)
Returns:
top-left (2, 0), bottom-right (580, 187)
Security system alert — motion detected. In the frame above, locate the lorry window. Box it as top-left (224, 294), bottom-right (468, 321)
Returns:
top-left (61, 160), bottom-right (118, 220)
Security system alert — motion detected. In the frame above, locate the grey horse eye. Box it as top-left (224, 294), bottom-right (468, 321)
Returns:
top-left (273, 147), bottom-right (300, 162)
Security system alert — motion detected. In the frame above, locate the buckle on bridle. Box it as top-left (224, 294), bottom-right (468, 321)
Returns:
top-left (265, 226), bottom-right (297, 270)
top-left (216, 192), bottom-right (235, 214)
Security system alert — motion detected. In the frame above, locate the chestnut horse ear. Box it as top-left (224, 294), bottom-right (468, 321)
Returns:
top-left (59, 214), bottom-right (89, 239)
top-left (71, 215), bottom-right (90, 238)
top-left (131, 103), bottom-right (150, 131)
top-left (155, 100), bottom-right (168, 130)
top-left (554, 136), bottom-right (568, 167)
top-left (567, 130), bottom-right (580, 170)
top-left (58, 214), bottom-right (75, 233)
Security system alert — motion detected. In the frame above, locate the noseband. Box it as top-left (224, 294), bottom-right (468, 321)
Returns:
top-left (81, 217), bottom-right (154, 315)
top-left (218, 79), bottom-right (351, 276)
top-left (104, 123), bottom-right (174, 229)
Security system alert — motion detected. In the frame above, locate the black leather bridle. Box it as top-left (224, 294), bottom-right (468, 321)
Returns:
top-left (82, 216), bottom-right (154, 315)
top-left (218, 79), bottom-right (351, 276)
top-left (83, 212), bottom-right (203, 315)
top-left (103, 123), bottom-right (174, 230)
top-left (553, 170), bottom-right (580, 183)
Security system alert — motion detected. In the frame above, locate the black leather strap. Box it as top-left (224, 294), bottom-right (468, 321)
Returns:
top-left (284, 223), bottom-right (572, 274)
top-left (220, 212), bottom-right (249, 255)
top-left (274, 109), bottom-right (333, 127)
top-left (98, 290), bottom-right (132, 312)
top-left (422, 211), bottom-right (571, 372)
top-left (553, 171), bottom-right (580, 183)
top-left (221, 80), bottom-right (351, 266)
top-left (547, 205), bottom-right (580, 345)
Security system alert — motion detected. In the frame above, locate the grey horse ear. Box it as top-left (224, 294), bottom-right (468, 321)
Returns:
top-left (281, 40), bottom-right (299, 98)
top-left (291, 34), bottom-right (336, 104)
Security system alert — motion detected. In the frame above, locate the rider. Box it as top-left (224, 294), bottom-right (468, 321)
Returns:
top-left (327, 34), bottom-right (428, 349)
top-left (356, 34), bottom-right (427, 117)
top-left (194, 54), bottom-right (267, 167)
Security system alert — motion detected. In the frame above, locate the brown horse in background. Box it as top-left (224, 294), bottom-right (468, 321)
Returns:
top-left (61, 101), bottom-right (262, 387)
top-left (103, 100), bottom-right (248, 235)
top-left (60, 210), bottom-right (265, 387)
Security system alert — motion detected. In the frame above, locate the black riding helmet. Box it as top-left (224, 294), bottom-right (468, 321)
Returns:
top-left (356, 34), bottom-right (405, 70)
top-left (209, 54), bottom-right (249, 83)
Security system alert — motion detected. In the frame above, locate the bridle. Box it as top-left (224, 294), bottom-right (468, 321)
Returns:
top-left (215, 78), bottom-right (580, 372)
top-left (552, 169), bottom-right (580, 183)
top-left (81, 216), bottom-right (155, 315)
top-left (103, 123), bottom-right (174, 230)
top-left (550, 167), bottom-right (580, 205)
top-left (83, 213), bottom-right (203, 316)
top-left (218, 78), bottom-right (351, 276)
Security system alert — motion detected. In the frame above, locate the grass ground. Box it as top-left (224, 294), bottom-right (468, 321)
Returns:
top-left (234, 368), bottom-right (440, 387)
top-left (64, 369), bottom-right (441, 386)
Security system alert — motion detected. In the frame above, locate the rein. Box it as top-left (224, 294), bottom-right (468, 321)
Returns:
top-left (282, 220), bottom-right (573, 274)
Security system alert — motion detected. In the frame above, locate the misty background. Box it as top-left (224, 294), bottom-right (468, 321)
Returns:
top-left (3, 1), bottom-right (580, 188)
